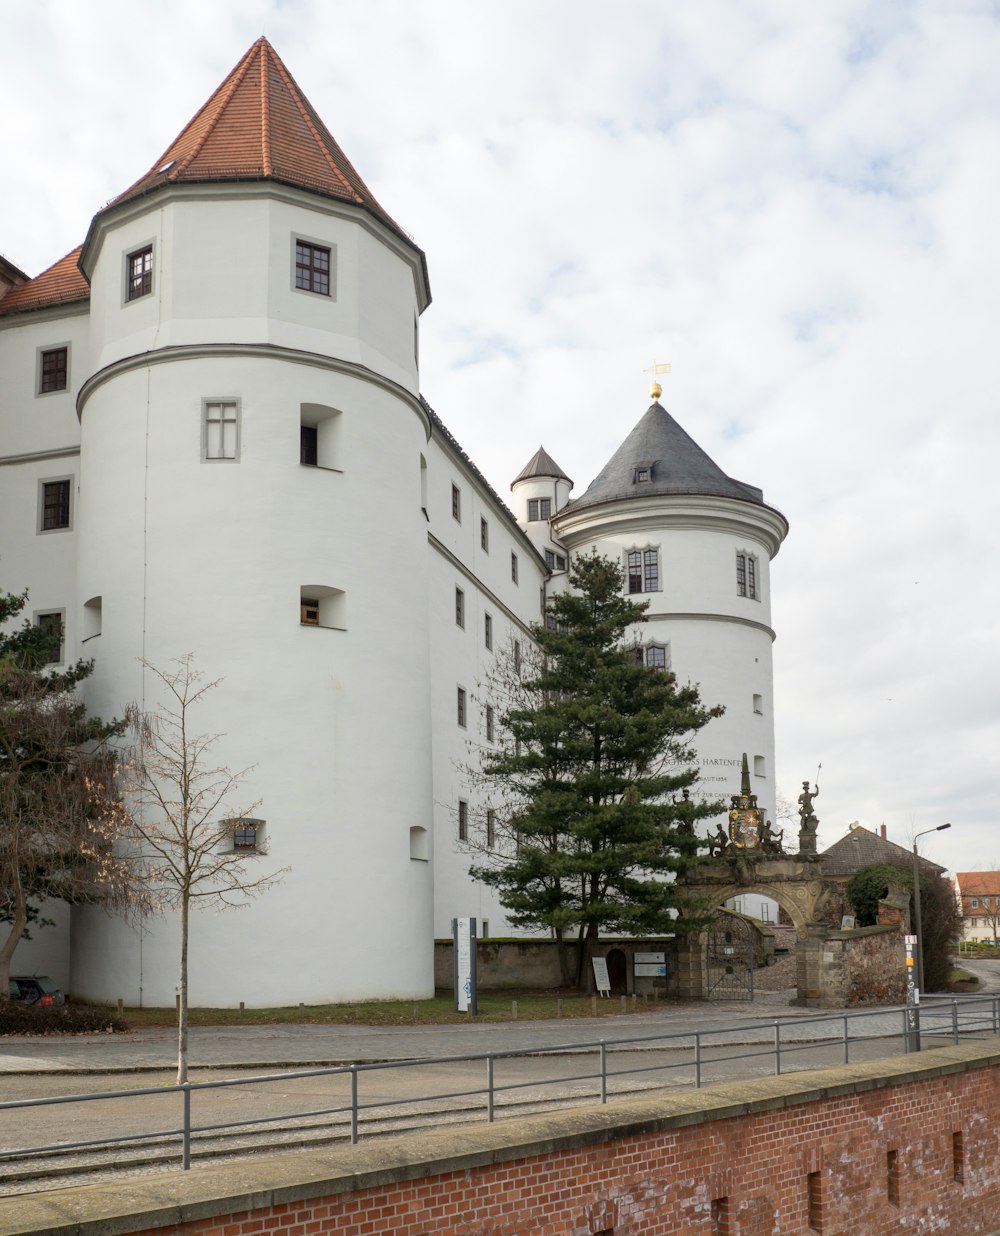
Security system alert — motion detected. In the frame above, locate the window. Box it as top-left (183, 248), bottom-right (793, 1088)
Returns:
top-left (455, 587), bottom-right (465, 628)
top-left (527, 497), bottom-right (552, 521)
top-left (485, 704), bottom-right (495, 743)
top-left (626, 548), bottom-right (659, 593)
top-left (457, 686), bottom-right (467, 727)
top-left (886, 1149), bottom-right (900, 1207)
top-left (35, 611), bottom-right (64, 664)
top-left (807, 1173), bottom-right (822, 1232)
top-left (486, 808), bottom-right (496, 849)
top-left (634, 465), bottom-right (652, 484)
top-left (40, 479), bottom-right (71, 531)
top-left (952, 1131), bottom-right (965, 1183)
top-left (458, 799), bottom-right (468, 842)
top-left (480, 518), bottom-right (489, 552)
top-left (126, 245), bottom-right (153, 301)
top-left (231, 820), bottom-right (262, 851)
top-left (753, 693), bottom-right (764, 714)
top-left (511, 552), bottom-right (519, 584)
top-left (300, 586), bottom-right (346, 629)
top-left (295, 240), bottom-right (331, 295)
top-left (545, 550), bottom-right (554, 569)
top-left (646, 645), bottom-right (668, 671)
top-left (39, 346), bottom-right (68, 393)
top-left (484, 612), bottom-right (493, 650)
top-left (409, 826), bottom-right (429, 861)
top-left (481, 919), bottom-right (490, 938)
top-left (754, 755), bottom-right (766, 776)
top-left (555, 553), bottom-right (566, 570)
top-left (204, 400), bottom-right (239, 460)
top-left (452, 484), bottom-right (461, 522)
top-left (82, 596), bottom-right (102, 641)
top-left (971, 898), bottom-right (979, 909)
top-left (300, 424), bottom-right (318, 465)
top-left (301, 597), bottom-right (320, 625)
top-left (737, 551), bottom-right (759, 600)
top-left (514, 640), bottom-right (521, 671)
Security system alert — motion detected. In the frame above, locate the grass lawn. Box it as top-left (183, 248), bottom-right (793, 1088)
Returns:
top-left (112, 990), bottom-right (662, 1028)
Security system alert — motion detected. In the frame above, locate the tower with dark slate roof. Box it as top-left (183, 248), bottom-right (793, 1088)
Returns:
top-left (538, 387), bottom-right (789, 823)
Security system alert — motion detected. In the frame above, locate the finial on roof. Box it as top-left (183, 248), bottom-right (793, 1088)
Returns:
top-left (644, 360), bottom-right (671, 402)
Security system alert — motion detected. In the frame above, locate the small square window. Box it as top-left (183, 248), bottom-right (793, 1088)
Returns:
top-left (457, 686), bottom-right (467, 728)
top-left (126, 245), bottom-right (153, 301)
top-left (455, 586), bottom-right (465, 628)
top-left (40, 479), bottom-right (71, 531)
top-left (204, 400), bottom-right (239, 460)
top-left (452, 484), bottom-right (461, 522)
top-left (634, 465), bottom-right (652, 484)
top-left (511, 552), bottom-right (519, 584)
top-left (484, 612), bottom-right (493, 650)
top-left (35, 611), bottom-right (64, 665)
top-left (39, 347), bottom-right (68, 393)
top-left (232, 820), bottom-right (261, 851)
top-left (295, 240), bottom-right (331, 296)
top-left (301, 598), bottom-right (320, 625)
top-left (458, 799), bottom-right (468, 842)
top-left (480, 517), bottom-right (489, 551)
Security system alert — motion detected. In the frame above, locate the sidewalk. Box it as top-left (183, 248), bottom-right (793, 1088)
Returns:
top-left (0, 993), bottom-right (916, 1075)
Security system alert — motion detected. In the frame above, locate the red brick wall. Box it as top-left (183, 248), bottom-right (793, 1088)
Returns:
top-left (128, 1059), bottom-right (1000, 1236)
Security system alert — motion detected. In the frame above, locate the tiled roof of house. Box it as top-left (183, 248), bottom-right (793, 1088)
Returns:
top-left (102, 38), bottom-right (412, 248)
top-left (513, 446), bottom-right (573, 486)
top-left (955, 871), bottom-right (1000, 897)
top-left (0, 247), bottom-right (89, 317)
top-left (820, 825), bottom-right (946, 878)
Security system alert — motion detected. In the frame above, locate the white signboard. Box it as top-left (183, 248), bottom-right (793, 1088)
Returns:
top-left (591, 956), bottom-right (611, 996)
top-left (634, 951), bottom-right (667, 977)
top-left (453, 917), bottom-right (477, 1013)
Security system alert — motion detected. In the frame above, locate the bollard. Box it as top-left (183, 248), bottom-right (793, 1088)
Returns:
top-left (620, 995), bottom-right (626, 1014)
top-left (413, 1002), bottom-right (418, 1019)
top-left (117, 998), bottom-right (124, 1018)
top-left (591, 996), bottom-right (598, 1016)
top-left (511, 1000), bottom-right (518, 1020)
top-left (239, 1001), bottom-right (245, 1012)
top-left (175, 994), bottom-right (180, 1014)
top-left (557, 998), bottom-right (564, 1018)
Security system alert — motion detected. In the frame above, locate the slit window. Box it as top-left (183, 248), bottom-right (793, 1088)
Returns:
top-left (452, 484), bottom-right (461, 522)
top-left (485, 704), bottom-right (495, 743)
top-left (887, 1149), bottom-right (900, 1206)
top-left (455, 587), bottom-right (465, 628)
top-left (457, 687), bottom-right (467, 728)
top-left (486, 808), bottom-right (496, 848)
top-left (484, 612), bottom-right (493, 650)
top-left (480, 518), bottom-right (489, 551)
top-left (300, 424), bottom-right (318, 465)
top-left (511, 552), bottom-right (519, 584)
top-left (458, 799), bottom-right (468, 842)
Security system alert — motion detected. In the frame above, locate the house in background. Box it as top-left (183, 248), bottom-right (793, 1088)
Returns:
top-left (953, 872), bottom-right (1000, 944)
top-left (820, 823), bottom-right (946, 926)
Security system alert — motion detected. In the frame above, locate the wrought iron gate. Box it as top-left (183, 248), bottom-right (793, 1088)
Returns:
top-left (706, 914), bottom-right (754, 1000)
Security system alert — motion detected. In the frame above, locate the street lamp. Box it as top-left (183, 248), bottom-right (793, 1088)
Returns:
top-left (912, 823), bottom-right (951, 993)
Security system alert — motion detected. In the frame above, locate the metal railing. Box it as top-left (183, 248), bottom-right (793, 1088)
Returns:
top-left (2, 994), bottom-right (998, 1177)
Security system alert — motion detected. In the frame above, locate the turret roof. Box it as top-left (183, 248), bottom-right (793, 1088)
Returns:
top-left (0, 247), bottom-right (89, 317)
top-left (562, 399), bottom-right (767, 515)
top-left (102, 38), bottom-right (412, 246)
top-left (512, 445), bottom-right (573, 486)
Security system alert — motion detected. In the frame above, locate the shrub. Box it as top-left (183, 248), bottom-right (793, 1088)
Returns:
top-left (0, 1002), bottom-right (127, 1035)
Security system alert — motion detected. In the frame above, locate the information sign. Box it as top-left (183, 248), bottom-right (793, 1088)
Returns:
top-left (453, 917), bottom-right (478, 1014)
top-left (634, 951), bottom-right (667, 977)
top-left (591, 956), bottom-right (611, 996)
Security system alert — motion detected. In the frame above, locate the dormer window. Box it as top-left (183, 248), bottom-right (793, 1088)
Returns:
top-left (634, 464), bottom-right (653, 484)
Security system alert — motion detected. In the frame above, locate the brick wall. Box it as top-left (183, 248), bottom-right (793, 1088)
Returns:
top-left (8, 1042), bottom-right (1000, 1236)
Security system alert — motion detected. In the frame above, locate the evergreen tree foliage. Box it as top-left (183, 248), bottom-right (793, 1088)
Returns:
top-left (0, 587), bottom-right (135, 999)
top-left (468, 552), bottom-right (723, 983)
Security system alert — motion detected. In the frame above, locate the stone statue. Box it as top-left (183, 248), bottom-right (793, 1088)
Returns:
top-left (797, 779), bottom-right (820, 856)
top-left (758, 817), bottom-right (785, 855)
top-left (707, 822), bottom-right (730, 857)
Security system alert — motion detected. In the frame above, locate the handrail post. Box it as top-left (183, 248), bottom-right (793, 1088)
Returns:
top-left (600, 1041), bottom-right (607, 1104)
top-left (695, 1033), bottom-right (701, 1088)
top-left (487, 1055), bottom-right (495, 1122)
top-left (774, 1022), bottom-right (781, 1076)
top-left (182, 1084), bottom-right (191, 1170)
top-left (350, 1065), bottom-right (359, 1145)
top-left (843, 1015), bottom-right (849, 1065)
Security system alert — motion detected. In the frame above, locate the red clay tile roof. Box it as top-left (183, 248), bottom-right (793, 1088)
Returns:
top-left (104, 38), bottom-right (410, 244)
top-left (0, 247), bottom-right (89, 317)
top-left (955, 872), bottom-right (1000, 897)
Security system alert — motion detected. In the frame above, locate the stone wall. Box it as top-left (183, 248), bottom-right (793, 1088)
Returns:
top-left (433, 938), bottom-right (679, 993)
top-left (825, 925), bottom-right (906, 1007)
top-left (9, 1042), bottom-right (1000, 1236)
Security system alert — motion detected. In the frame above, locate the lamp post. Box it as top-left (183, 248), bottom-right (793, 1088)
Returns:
top-left (912, 823), bottom-right (951, 994)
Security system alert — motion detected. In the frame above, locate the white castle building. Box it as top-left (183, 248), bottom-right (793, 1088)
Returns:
top-left (0, 40), bottom-right (787, 1006)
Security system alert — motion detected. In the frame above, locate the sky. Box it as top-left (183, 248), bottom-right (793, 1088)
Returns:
top-left (3, 0), bottom-right (998, 874)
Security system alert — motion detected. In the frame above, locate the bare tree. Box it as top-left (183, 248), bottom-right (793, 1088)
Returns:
top-left (1, 589), bottom-right (139, 998)
top-left (119, 657), bottom-right (286, 1081)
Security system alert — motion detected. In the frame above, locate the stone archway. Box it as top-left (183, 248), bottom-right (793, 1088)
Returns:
top-left (675, 854), bottom-right (846, 1007)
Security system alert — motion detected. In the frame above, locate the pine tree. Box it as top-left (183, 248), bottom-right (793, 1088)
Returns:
top-left (469, 552), bottom-right (723, 985)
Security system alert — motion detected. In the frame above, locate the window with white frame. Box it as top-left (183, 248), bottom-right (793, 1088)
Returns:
top-left (204, 400), bottom-right (239, 460)
top-left (736, 551), bottom-right (759, 600)
top-left (626, 547), bottom-right (659, 593)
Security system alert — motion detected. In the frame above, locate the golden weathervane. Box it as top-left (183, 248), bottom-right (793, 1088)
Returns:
top-left (644, 360), bottom-right (671, 400)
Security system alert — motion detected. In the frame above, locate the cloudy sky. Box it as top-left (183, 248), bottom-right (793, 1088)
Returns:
top-left (4, 0), bottom-right (997, 873)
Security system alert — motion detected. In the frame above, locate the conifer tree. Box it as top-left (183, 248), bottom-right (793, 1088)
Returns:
top-left (468, 552), bottom-right (724, 985)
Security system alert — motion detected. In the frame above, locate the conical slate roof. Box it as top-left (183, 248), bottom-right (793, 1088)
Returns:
top-left (98, 38), bottom-right (415, 250)
top-left (512, 445), bottom-right (572, 486)
top-left (564, 401), bottom-right (766, 514)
